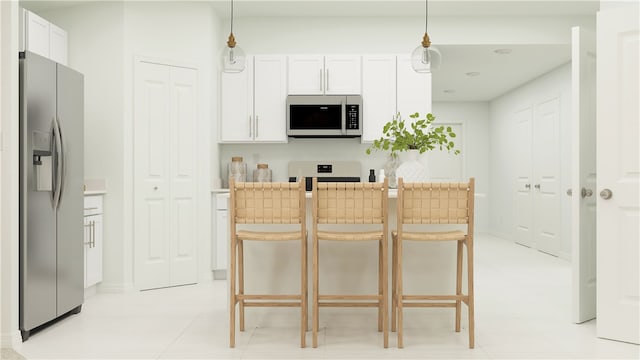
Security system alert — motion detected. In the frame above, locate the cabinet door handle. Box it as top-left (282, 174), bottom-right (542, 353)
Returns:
top-left (326, 69), bottom-right (329, 92)
top-left (255, 115), bottom-right (259, 138)
top-left (91, 220), bottom-right (96, 248)
top-left (534, 184), bottom-right (540, 190)
top-left (319, 69), bottom-right (323, 92)
top-left (525, 184), bottom-right (531, 189)
top-left (248, 115), bottom-right (252, 137)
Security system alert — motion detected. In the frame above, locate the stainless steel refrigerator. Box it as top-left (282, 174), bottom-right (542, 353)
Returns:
top-left (19, 51), bottom-right (84, 341)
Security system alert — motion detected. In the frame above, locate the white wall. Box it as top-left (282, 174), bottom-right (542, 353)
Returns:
top-left (43, 1), bottom-right (127, 292)
top-left (227, 15), bottom-right (594, 54)
top-left (489, 63), bottom-right (572, 258)
top-left (123, 1), bottom-right (219, 284)
top-left (0, 0), bottom-right (21, 349)
top-left (43, 1), bottom-right (222, 290)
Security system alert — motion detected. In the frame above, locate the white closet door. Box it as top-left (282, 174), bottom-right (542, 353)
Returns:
top-left (596, 4), bottom-right (639, 344)
top-left (134, 61), bottom-right (198, 290)
top-left (533, 96), bottom-right (561, 256)
top-left (514, 106), bottom-right (533, 248)
top-left (168, 66), bottom-right (198, 287)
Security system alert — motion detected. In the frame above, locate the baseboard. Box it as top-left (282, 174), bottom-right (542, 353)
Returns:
top-left (83, 284), bottom-right (98, 299)
top-left (200, 271), bottom-right (214, 282)
top-left (213, 269), bottom-right (227, 280)
top-left (0, 330), bottom-right (22, 349)
top-left (96, 281), bottom-right (135, 294)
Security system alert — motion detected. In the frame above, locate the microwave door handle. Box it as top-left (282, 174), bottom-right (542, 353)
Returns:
top-left (341, 100), bottom-right (346, 135)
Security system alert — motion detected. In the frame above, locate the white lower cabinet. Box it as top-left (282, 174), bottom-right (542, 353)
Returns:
top-left (213, 193), bottom-right (229, 279)
top-left (84, 195), bottom-right (103, 288)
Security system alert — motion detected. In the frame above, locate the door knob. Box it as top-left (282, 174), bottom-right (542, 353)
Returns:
top-left (581, 188), bottom-right (593, 198)
top-left (566, 189), bottom-right (572, 196)
top-left (600, 189), bottom-right (613, 200)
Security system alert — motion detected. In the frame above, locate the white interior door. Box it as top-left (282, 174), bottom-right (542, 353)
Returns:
top-left (135, 60), bottom-right (198, 290)
top-left (533, 96), bottom-right (561, 256)
top-left (514, 106), bottom-right (533, 248)
top-left (596, 4), bottom-right (639, 344)
top-left (570, 26), bottom-right (597, 324)
top-left (168, 66), bottom-right (198, 287)
top-left (134, 62), bottom-right (171, 290)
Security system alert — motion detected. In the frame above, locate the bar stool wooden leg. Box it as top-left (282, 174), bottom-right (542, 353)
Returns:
top-left (455, 240), bottom-right (463, 332)
top-left (467, 240), bottom-right (475, 349)
top-left (391, 234), bottom-right (397, 332)
top-left (229, 237), bottom-right (237, 348)
top-left (238, 239), bottom-right (245, 332)
top-left (378, 240), bottom-right (383, 332)
top-left (382, 236), bottom-right (389, 348)
top-left (301, 236), bottom-right (307, 348)
top-left (397, 236), bottom-right (404, 349)
top-left (312, 234), bottom-right (319, 348)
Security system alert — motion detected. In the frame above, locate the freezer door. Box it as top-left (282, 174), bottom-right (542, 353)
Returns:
top-left (19, 51), bottom-right (57, 332)
top-left (56, 63), bottom-right (84, 315)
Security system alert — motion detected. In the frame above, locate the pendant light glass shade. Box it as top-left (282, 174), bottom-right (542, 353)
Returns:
top-left (411, 43), bottom-right (441, 73)
top-left (222, 34), bottom-right (246, 73)
top-left (222, 0), bottom-right (246, 73)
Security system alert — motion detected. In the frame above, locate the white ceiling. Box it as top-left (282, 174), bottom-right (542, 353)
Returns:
top-left (21, 0), bottom-right (593, 101)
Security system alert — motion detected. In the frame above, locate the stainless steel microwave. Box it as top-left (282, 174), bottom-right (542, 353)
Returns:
top-left (286, 95), bottom-right (362, 138)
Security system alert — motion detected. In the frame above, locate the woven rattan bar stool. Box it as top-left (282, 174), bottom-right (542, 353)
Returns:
top-left (229, 178), bottom-right (307, 348)
top-left (392, 178), bottom-right (475, 348)
top-left (311, 178), bottom-right (389, 348)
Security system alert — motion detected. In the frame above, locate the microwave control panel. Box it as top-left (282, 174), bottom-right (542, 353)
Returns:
top-left (346, 104), bottom-right (360, 130)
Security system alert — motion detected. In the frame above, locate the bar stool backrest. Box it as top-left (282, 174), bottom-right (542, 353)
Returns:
top-left (231, 179), bottom-right (305, 225)
top-left (397, 179), bottom-right (475, 226)
top-left (313, 179), bottom-right (388, 225)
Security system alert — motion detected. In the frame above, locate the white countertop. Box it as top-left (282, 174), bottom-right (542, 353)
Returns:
top-left (213, 188), bottom-right (399, 198)
top-left (84, 190), bottom-right (106, 196)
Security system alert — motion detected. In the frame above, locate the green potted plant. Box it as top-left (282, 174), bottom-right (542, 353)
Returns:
top-left (366, 112), bottom-right (460, 156)
top-left (366, 112), bottom-right (460, 186)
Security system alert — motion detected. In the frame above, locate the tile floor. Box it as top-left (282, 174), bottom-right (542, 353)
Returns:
top-left (17, 235), bottom-right (639, 359)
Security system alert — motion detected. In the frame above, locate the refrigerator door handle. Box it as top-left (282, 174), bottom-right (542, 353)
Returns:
top-left (57, 116), bottom-right (66, 204)
top-left (52, 117), bottom-right (63, 209)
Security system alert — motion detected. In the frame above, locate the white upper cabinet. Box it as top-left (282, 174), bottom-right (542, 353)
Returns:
top-left (288, 55), bottom-right (324, 94)
top-left (324, 55), bottom-right (362, 94)
top-left (48, 23), bottom-right (68, 65)
top-left (396, 55), bottom-right (431, 119)
top-left (288, 55), bottom-right (361, 95)
top-left (361, 55), bottom-right (397, 142)
top-left (220, 55), bottom-right (288, 143)
top-left (253, 56), bottom-right (288, 142)
top-left (22, 9), bottom-right (68, 65)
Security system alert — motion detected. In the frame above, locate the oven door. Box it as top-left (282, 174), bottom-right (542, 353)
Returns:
top-left (287, 95), bottom-right (345, 137)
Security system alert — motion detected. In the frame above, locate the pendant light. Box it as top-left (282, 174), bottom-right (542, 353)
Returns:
top-left (222, 0), bottom-right (246, 73)
top-left (410, 0), bottom-right (441, 73)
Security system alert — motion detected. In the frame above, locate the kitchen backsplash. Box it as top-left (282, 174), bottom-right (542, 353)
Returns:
top-left (219, 138), bottom-right (383, 188)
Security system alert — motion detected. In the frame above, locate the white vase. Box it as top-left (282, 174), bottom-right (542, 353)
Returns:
top-left (396, 149), bottom-right (428, 183)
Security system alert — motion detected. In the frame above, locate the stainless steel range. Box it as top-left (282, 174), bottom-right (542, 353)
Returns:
top-left (288, 161), bottom-right (361, 191)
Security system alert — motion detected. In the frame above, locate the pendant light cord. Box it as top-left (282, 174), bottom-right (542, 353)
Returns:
top-left (424, 0), bottom-right (428, 34)
top-left (230, 0), bottom-right (234, 34)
